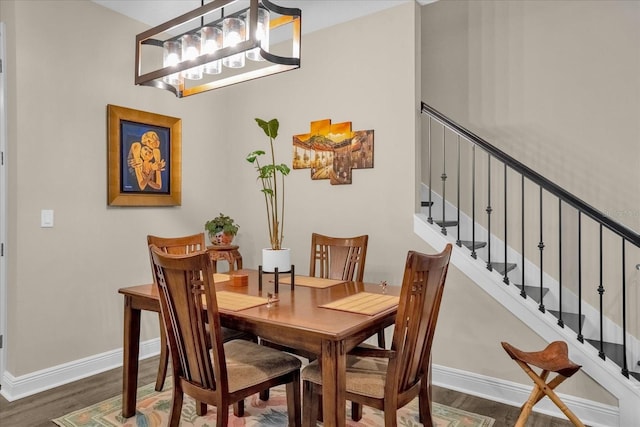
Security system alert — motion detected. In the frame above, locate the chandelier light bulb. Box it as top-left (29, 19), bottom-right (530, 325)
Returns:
top-left (222, 17), bottom-right (246, 69)
top-left (162, 40), bottom-right (182, 85)
top-left (200, 26), bottom-right (223, 75)
top-left (181, 33), bottom-right (203, 80)
top-left (246, 8), bottom-right (270, 61)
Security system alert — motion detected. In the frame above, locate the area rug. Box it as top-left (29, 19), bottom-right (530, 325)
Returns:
top-left (53, 379), bottom-right (494, 427)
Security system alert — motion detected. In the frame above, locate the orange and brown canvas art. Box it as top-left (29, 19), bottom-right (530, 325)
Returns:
top-left (293, 119), bottom-right (373, 185)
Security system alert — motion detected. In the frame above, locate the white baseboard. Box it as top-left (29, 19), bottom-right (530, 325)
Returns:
top-left (432, 354), bottom-right (619, 426)
top-left (0, 338), bottom-right (160, 402)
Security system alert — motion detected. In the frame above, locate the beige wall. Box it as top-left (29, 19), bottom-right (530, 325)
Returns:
top-left (1, 0), bottom-right (621, 408)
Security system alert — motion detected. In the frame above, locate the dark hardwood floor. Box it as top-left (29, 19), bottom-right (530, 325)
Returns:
top-left (0, 356), bottom-right (577, 427)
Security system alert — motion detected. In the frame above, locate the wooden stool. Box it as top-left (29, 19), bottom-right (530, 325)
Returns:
top-left (501, 341), bottom-right (584, 427)
top-left (206, 245), bottom-right (243, 273)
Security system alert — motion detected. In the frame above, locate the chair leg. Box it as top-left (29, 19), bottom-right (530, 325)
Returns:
top-left (286, 372), bottom-right (302, 427)
top-left (233, 400), bottom-right (244, 417)
top-left (155, 314), bottom-right (169, 391)
top-left (168, 389), bottom-right (183, 427)
top-left (383, 405), bottom-right (398, 427)
top-left (216, 404), bottom-right (229, 427)
top-left (196, 400), bottom-right (207, 416)
top-left (377, 327), bottom-right (386, 348)
top-left (259, 389), bottom-right (270, 401)
top-left (302, 381), bottom-right (318, 427)
top-left (350, 402), bottom-right (362, 421)
top-left (419, 374), bottom-right (434, 427)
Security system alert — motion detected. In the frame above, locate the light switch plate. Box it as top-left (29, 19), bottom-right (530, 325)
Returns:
top-left (41, 209), bottom-right (54, 228)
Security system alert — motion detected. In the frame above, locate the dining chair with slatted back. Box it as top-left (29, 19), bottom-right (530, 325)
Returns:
top-left (301, 244), bottom-right (453, 427)
top-left (147, 233), bottom-right (253, 392)
top-left (309, 232), bottom-right (386, 349)
top-left (309, 232), bottom-right (368, 282)
top-left (149, 245), bottom-right (302, 427)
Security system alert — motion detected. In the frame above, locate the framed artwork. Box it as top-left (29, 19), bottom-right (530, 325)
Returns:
top-left (107, 104), bottom-right (182, 206)
top-left (293, 119), bottom-right (373, 185)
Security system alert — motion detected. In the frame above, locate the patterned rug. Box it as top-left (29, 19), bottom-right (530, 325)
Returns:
top-left (53, 379), bottom-right (495, 427)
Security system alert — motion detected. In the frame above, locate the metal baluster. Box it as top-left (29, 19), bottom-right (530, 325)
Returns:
top-left (471, 145), bottom-right (478, 259)
top-left (597, 224), bottom-right (605, 360)
top-left (486, 155), bottom-right (492, 271)
top-left (503, 164), bottom-right (509, 284)
top-left (538, 186), bottom-right (545, 313)
top-left (520, 174), bottom-right (526, 298)
top-left (577, 212), bottom-right (584, 343)
top-left (456, 135), bottom-right (461, 246)
top-left (441, 126), bottom-right (447, 235)
top-left (621, 239), bottom-right (629, 378)
top-left (557, 200), bottom-right (564, 328)
top-left (427, 117), bottom-right (433, 224)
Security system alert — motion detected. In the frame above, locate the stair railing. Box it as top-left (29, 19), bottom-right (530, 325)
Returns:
top-left (422, 101), bottom-right (640, 380)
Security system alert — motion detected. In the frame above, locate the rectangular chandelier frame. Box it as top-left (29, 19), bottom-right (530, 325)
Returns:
top-left (135, 0), bottom-right (301, 98)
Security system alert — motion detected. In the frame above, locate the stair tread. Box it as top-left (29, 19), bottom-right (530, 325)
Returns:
top-left (435, 220), bottom-right (458, 227)
top-left (459, 240), bottom-right (487, 250)
top-left (585, 339), bottom-right (628, 367)
top-left (548, 310), bottom-right (585, 334)
top-left (513, 285), bottom-right (549, 304)
top-left (492, 262), bottom-right (517, 275)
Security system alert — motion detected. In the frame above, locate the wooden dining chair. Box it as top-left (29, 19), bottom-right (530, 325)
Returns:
top-left (149, 245), bottom-right (302, 427)
top-left (309, 233), bottom-right (385, 347)
top-left (301, 244), bottom-right (453, 427)
top-left (309, 232), bottom-right (368, 282)
top-left (147, 233), bottom-right (254, 392)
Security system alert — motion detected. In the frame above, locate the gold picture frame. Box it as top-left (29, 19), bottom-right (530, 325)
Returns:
top-left (107, 104), bottom-right (182, 206)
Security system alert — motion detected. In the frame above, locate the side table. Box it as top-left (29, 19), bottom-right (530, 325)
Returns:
top-left (206, 244), bottom-right (243, 273)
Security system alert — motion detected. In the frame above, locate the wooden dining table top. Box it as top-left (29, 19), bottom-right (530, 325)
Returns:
top-left (122, 269), bottom-right (398, 336)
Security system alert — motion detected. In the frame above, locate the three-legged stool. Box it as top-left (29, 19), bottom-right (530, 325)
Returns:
top-left (501, 341), bottom-right (585, 427)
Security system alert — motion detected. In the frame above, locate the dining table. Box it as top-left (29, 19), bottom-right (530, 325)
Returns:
top-left (119, 269), bottom-right (399, 427)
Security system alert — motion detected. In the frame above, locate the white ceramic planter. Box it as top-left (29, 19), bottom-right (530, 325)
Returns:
top-left (262, 248), bottom-right (291, 272)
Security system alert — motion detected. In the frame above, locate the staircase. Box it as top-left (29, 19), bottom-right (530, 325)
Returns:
top-left (417, 102), bottom-right (640, 426)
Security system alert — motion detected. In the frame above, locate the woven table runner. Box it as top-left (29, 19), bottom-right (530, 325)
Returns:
top-left (216, 291), bottom-right (271, 311)
top-left (278, 275), bottom-right (345, 289)
top-left (320, 292), bottom-right (399, 315)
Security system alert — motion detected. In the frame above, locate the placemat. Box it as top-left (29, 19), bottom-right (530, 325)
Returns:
top-left (278, 275), bottom-right (345, 289)
top-left (320, 292), bottom-right (399, 315)
top-left (216, 291), bottom-right (271, 311)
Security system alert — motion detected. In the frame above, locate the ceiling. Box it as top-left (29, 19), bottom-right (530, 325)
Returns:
top-left (92, 0), bottom-right (430, 35)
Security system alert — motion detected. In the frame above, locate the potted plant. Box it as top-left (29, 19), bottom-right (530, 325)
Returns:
top-left (246, 118), bottom-right (291, 271)
top-left (205, 213), bottom-right (240, 246)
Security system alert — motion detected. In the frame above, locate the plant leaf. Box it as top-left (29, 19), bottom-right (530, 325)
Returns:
top-left (246, 150), bottom-right (265, 163)
top-left (255, 118), bottom-right (279, 139)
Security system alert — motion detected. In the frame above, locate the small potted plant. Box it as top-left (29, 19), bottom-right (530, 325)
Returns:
top-left (246, 118), bottom-right (291, 271)
top-left (205, 213), bottom-right (240, 246)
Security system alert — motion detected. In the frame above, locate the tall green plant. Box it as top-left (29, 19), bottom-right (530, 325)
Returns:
top-left (246, 118), bottom-right (291, 250)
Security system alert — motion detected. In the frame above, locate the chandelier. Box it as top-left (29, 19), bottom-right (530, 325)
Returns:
top-left (135, 0), bottom-right (301, 98)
